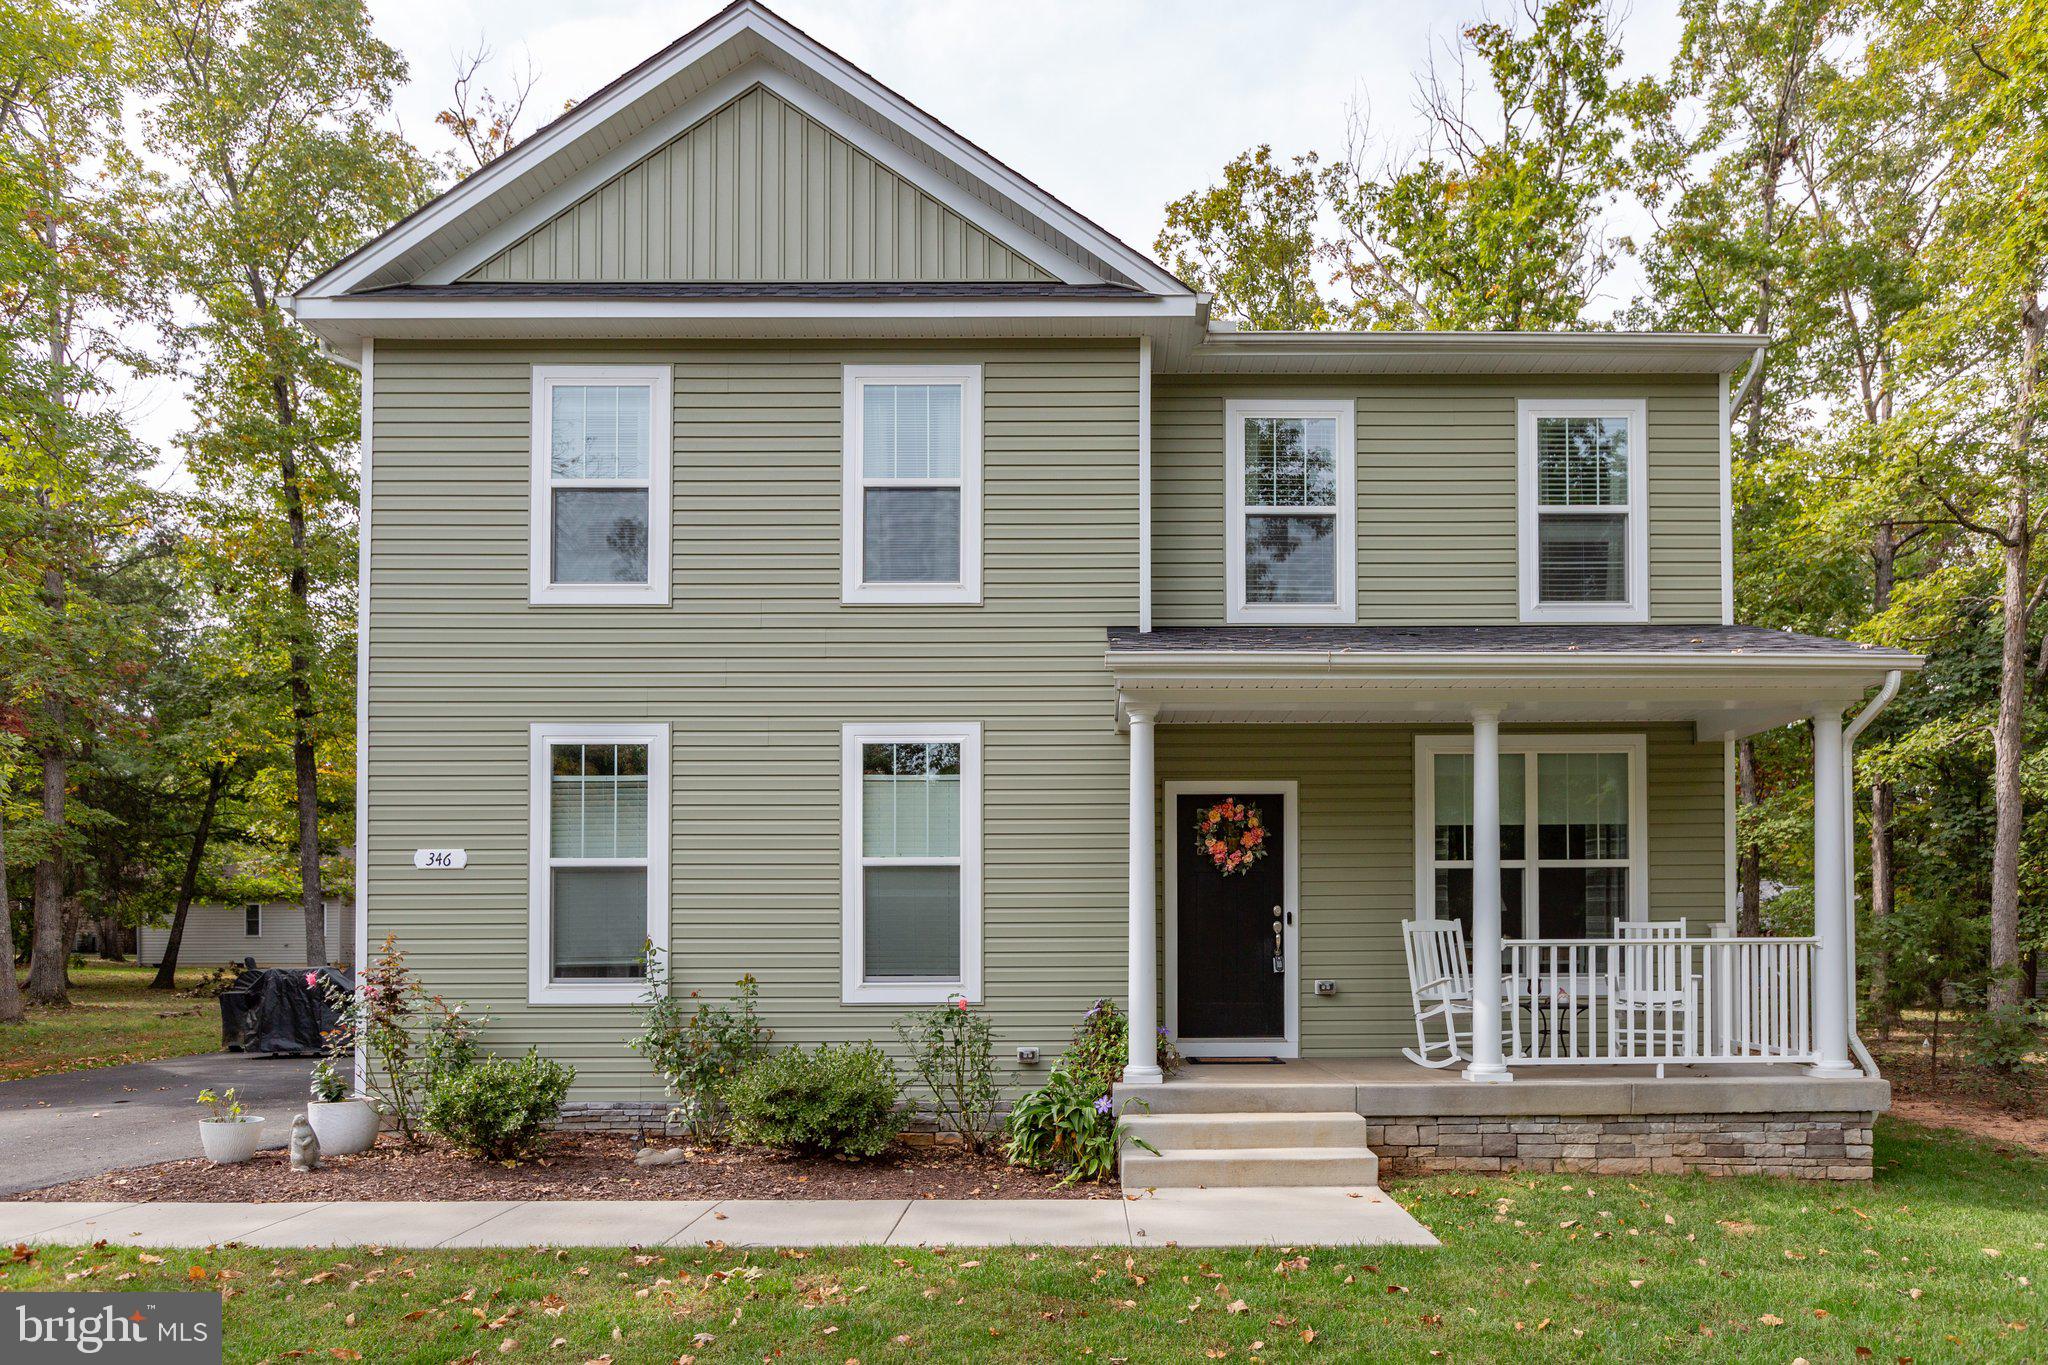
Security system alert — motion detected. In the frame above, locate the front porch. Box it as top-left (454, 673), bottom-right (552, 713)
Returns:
top-left (1129, 1057), bottom-right (1888, 1180)
top-left (1105, 625), bottom-right (1917, 1181)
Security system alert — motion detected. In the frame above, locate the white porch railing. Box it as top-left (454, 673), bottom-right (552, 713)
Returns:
top-left (1502, 935), bottom-right (1819, 1068)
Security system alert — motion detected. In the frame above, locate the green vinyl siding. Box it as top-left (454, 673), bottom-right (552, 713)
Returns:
top-left (368, 341), bottom-right (1137, 1101)
top-left (1153, 376), bottom-right (1725, 625)
top-left (1153, 724), bottom-right (1729, 1057)
top-left (465, 86), bottom-right (1054, 284)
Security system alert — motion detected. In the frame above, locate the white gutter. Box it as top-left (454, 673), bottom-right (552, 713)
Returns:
top-left (1107, 647), bottom-right (1924, 674)
top-left (1841, 669), bottom-right (1903, 1080)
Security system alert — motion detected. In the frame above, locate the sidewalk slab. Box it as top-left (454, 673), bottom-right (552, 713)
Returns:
top-left (50, 1201), bottom-right (322, 1247)
top-left (1125, 1187), bottom-right (1438, 1248)
top-left (888, 1199), bottom-right (1131, 1247)
top-left (241, 1201), bottom-right (525, 1248)
top-left (675, 1200), bottom-right (908, 1247)
top-left (441, 1200), bottom-right (716, 1248)
top-left (0, 1201), bottom-right (138, 1242)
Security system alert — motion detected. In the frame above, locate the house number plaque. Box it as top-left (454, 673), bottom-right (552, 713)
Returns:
top-left (413, 848), bottom-right (467, 870)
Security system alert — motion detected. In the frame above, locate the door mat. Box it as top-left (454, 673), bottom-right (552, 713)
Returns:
top-left (1187, 1056), bottom-right (1286, 1065)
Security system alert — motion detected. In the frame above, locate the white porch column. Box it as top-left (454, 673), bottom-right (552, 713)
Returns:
top-left (1465, 709), bottom-right (1513, 1083)
top-left (1123, 704), bottom-right (1163, 1086)
top-left (1809, 708), bottom-right (1857, 1077)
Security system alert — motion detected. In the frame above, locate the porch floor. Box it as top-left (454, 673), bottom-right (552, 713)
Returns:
top-left (1138, 1057), bottom-right (1890, 1119)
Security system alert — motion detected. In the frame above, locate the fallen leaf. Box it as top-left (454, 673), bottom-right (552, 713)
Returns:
top-left (1759, 1314), bottom-right (1785, 1327)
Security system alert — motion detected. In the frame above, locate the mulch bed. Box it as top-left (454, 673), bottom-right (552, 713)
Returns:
top-left (19, 1132), bottom-right (1113, 1203)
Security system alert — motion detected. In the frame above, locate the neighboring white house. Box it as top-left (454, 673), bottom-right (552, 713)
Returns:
top-left (138, 901), bottom-right (355, 970)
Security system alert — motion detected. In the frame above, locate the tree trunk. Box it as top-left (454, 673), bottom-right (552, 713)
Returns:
top-left (0, 808), bottom-right (24, 1023)
top-left (1736, 739), bottom-right (1763, 936)
top-left (95, 914), bottom-right (123, 962)
top-left (26, 671), bottom-right (69, 1006)
top-left (152, 763), bottom-right (227, 990)
top-left (1988, 522), bottom-right (2029, 1011)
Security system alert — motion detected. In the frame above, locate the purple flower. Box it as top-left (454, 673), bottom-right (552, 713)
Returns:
top-left (1093, 1095), bottom-right (1114, 1116)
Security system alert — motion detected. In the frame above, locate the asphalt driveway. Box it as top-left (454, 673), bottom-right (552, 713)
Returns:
top-left (0, 1051), bottom-right (318, 1196)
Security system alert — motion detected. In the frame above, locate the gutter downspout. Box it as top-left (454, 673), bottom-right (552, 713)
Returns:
top-left (1842, 669), bottom-right (1903, 1079)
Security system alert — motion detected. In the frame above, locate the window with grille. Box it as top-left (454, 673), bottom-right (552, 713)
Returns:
top-left (1517, 400), bottom-right (1647, 622)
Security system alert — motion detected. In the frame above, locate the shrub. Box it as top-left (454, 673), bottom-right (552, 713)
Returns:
top-left (424, 1049), bottom-right (575, 1161)
top-left (1065, 998), bottom-right (1184, 1090)
top-left (724, 1043), bottom-right (906, 1159)
top-left (894, 999), bottom-right (999, 1153)
top-left (1005, 1068), bottom-right (1146, 1185)
top-left (628, 952), bottom-right (774, 1139)
top-left (323, 936), bottom-right (489, 1146)
top-left (1968, 1007), bottom-right (2040, 1079)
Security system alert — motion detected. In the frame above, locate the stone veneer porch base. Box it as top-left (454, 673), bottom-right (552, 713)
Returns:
top-left (1366, 1110), bottom-right (1875, 1180)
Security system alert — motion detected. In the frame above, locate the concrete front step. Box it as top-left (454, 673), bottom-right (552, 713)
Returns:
top-left (1122, 1081), bottom-right (1358, 1115)
top-left (1122, 1111), bottom-right (1371, 1151)
top-left (1121, 1144), bottom-right (1381, 1190)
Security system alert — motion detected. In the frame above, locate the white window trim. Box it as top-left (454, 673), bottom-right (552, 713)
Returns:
top-left (841, 364), bottom-right (984, 606)
top-left (529, 364), bottom-right (672, 606)
top-left (1223, 398), bottom-right (1357, 624)
top-left (840, 721), bottom-right (983, 1004)
top-left (528, 720), bottom-right (670, 1005)
top-left (1412, 733), bottom-right (1650, 934)
top-left (1517, 397), bottom-right (1650, 623)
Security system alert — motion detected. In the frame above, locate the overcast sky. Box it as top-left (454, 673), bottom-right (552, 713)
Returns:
top-left (130, 0), bottom-right (1687, 477)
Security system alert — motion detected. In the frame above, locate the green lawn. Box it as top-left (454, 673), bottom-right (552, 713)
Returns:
top-left (0, 961), bottom-right (219, 1082)
top-left (2, 1119), bottom-right (2039, 1362)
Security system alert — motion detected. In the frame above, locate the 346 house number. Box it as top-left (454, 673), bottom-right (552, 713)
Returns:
top-left (413, 848), bottom-right (467, 870)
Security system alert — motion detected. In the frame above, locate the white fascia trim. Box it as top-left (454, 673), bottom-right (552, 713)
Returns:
top-left (1223, 397), bottom-right (1357, 625)
top-left (291, 296), bottom-right (1198, 324)
top-left (842, 364), bottom-right (983, 606)
top-left (1518, 397), bottom-right (1650, 625)
top-left (529, 720), bottom-right (671, 1006)
top-left (1104, 648), bottom-right (1925, 673)
top-left (840, 721), bottom-right (984, 1005)
top-left (1412, 732), bottom-right (1650, 928)
top-left (353, 338), bottom-right (372, 1093)
top-left (427, 64), bottom-right (1095, 289)
top-left (530, 364), bottom-right (673, 606)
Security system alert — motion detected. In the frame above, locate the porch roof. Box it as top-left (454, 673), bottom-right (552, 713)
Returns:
top-left (1106, 625), bottom-right (1921, 741)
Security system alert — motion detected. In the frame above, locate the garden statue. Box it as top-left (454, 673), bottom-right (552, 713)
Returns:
top-left (289, 1112), bottom-right (322, 1172)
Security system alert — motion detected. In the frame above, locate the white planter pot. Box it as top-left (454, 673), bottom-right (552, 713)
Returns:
top-left (198, 1116), bottom-right (266, 1164)
top-left (307, 1099), bottom-right (379, 1155)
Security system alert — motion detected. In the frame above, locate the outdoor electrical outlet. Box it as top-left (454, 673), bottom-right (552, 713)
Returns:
top-left (1314, 979), bottom-right (1338, 997)
top-left (1017, 1046), bottom-right (1040, 1065)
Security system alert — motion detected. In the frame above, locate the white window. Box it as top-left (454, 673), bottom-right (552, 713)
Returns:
top-left (528, 721), bottom-right (669, 1004)
top-left (1224, 399), bottom-right (1356, 623)
top-left (1414, 734), bottom-right (1647, 940)
top-left (530, 365), bottom-right (671, 605)
top-left (243, 904), bottom-right (262, 937)
top-left (842, 365), bottom-right (983, 605)
top-left (1517, 398), bottom-right (1648, 622)
top-left (841, 722), bottom-right (982, 1003)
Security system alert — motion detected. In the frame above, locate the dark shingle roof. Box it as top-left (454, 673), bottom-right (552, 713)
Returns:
top-left (357, 280), bottom-right (1154, 301)
top-left (1107, 624), bottom-right (1917, 660)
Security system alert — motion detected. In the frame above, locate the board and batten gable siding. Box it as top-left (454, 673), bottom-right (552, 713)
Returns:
top-left (1154, 724), bottom-right (1727, 1056)
top-left (464, 86), bottom-right (1055, 285)
top-left (1153, 376), bottom-right (1725, 626)
top-left (368, 341), bottom-right (1139, 1101)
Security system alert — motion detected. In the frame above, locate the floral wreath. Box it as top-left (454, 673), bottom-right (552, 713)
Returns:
top-left (1193, 797), bottom-right (1268, 876)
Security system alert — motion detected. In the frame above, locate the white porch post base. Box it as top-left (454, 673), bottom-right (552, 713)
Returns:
top-left (1122, 704), bottom-right (1163, 1087)
top-left (1463, 708), bottom-right (1513, 1084)
top-left (1806, 706), bottom-right (1858, 1079)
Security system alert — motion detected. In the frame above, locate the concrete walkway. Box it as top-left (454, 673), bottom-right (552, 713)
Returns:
top-left (0, 1189), bottom-right (1437, 1249)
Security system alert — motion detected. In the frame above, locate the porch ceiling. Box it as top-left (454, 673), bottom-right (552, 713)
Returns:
top-left (1107, 625), bottom-right (1921, 742)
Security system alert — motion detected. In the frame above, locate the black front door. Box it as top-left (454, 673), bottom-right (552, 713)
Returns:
top-left (1176, 792), bottom-right (1287, 1041)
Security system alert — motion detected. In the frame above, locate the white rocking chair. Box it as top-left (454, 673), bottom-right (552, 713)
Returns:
top-left (1402, 919), bottom-right (1474, 1069)
top-left (1611, 923), bottom-right (1698, 1078)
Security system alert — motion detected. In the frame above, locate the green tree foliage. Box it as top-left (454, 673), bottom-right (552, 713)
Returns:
top-left (118, 0), bottom-right (431, 965)
top-left (1156, 146), bottom-right (1332, 329)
